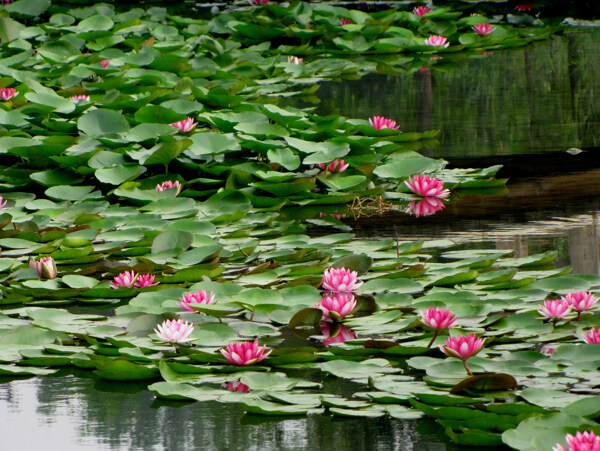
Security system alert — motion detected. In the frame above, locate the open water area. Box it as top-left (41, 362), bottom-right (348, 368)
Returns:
top-left (0, 19), bottom-right (599, 451)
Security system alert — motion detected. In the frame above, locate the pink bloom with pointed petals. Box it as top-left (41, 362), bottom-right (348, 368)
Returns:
top-left (110, 270), bottom-right (138, 289)
top-left (440, 334), bottom-right (485, 360)
top-left (319, 212), bottom-right (346, 220)
top-left (135, 273), bottom-right (159, 288)
top-left (221, 381), bottom-right (250, 393)
top-left (154, 319), bottom-right (194, 343)
top-left (369, 115), bottom-right (399, 130)
top-left (553, 431), bottom-right (600, 451)
top-left (29, 257), bottom-right (57, 279)
top-left (0, 88), bottom-right (17, 101)
top-left (413, 6), bottom-right (432, 16)
top-left (540, 345), bottom-right (555, 355)
top-left (424, 35), bottom-right (449, 48)
top-left (420, 307), bottom-right (458, 330)
top-left (170, 117), bottom-right (197, 133)
top-left (321, 267), bottom-right (363, 292)
top-left (340, 18), bottom-right (353, 25)
top-left (319, 159), bottom-right (349, 174)
top-left (582, 327), bottom-right (600, 344)
top-left (178, 290), bottom-right (215, 312)
top-left (100, 60), bottom-right (109, 69)
top-left (254, 0), bottom-right (269, 4)
top-left (315, 293), bottom-right (357, 321)
top-left (0, 196), bottom-right (6, 209)
top-left (406, 197), bottom-right (446, 217)
top-left (70, 95), bottom-right (91, 102)
top-left (319, 323), bottom-right (356, 346)
top-left (288, 56), bottom-right (303, 64)
top-left (472, 23), bottom-right (496, 35)
top-left (538, 299), bottom-right (572, 319)
top-left (220, 340), bottom-right (271, 366)
top-left (156, 180), bottom-right (182, 196)
top-left (515, 4), bottom-right (535, 12)
top-left (561, 291), bottom-right (598, 314)
top-left (405, 174), bottom-right (450, 199)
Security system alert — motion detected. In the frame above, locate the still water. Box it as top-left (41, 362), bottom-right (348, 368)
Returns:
top-left (2, 28), bottom-right (600, 451)
top-left (0, 370), bottom-right (449, 451)
top-left (313, 28), bottom-right (600, 273)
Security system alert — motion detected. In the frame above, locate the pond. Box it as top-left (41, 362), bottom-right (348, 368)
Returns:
top-left (1, 14), bottom-right (599, 448)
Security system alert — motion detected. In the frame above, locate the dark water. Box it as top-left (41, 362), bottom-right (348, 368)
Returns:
top-left (3, 29), bottom-right (600, 451)
top-left (0, 370), bottom-right (452, 451)
top-left (313, 29), bottom-right (600, 160)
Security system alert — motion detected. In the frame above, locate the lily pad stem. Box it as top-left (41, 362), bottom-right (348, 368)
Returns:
top-left (427, 330), bottom-right (439, 348)
top-left (463, 359), bottom-right (473, 376)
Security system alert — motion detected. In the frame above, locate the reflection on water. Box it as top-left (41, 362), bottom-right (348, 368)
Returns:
top-left (347, 166), bottom-right (600, 275)
top-left (0, 371), bottom-right (455, 451)
top-left (313, 30), bottom-right (600, 159)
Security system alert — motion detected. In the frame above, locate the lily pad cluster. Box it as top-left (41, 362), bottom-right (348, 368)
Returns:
top-left (0, 1), bottom-right (595, 450)
top-left (0, 1), bottom-right (553, 210)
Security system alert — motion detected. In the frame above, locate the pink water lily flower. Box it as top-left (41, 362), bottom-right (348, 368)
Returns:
top-left (421, 307), bottom-right (458, 330)
top-left (321, 267), bottom-right (363, 292)
top-left (440, 334), bottom-right (485, 375)
top-left (538, 299), bottom-right (572, 323)
top-left (582, 327), bottom-right (600, 344)
top-left (319, 159), bottom-right (349, 174)
top-left (0, 88), bottom-right (17, 101)
top-left (28, 257), bottom-right (57, 279)
top-left (406, 197), bottom-right (446, 217)
top-left (369, 115), bottom-right (399, 130)
top-left (421, 307), bottom-right (458, 348)
top-left (220, 340), bottom-right (271, 366)
top-left (100, 60), bottom-right (109, 69)
top-left (0, 196), bottom-right (6, 209)
top-left (540, 345), bottom-right (555, 355)
top-left (179, 290), bottom-right (215, 312)
top-left (70, 95), bottom-right (90, 102)
top-left (315, 293), bottom-right (357, 321)
top-left (254, 0), bottom-right (269, 4)
top-left (405, 174), bottom-right (450, 199)
top-left (472, 23), bottom-right (496, 35)
top-left (340, 18), bottom-right (353, 25)
top-left (319, 323), bottom-right (356, 346)
top-left (553, 431), bottom-right (600, 451)
top-left (154, 319), bottom-right (194, 343)
top-left (561, 291), bottom-right (598, 319)
top-left (319, 212), bottom-right (346, 220)
top-left (287, 56), bottom-right (303, 64)
top-left (135, 273), bottom-right (159, 288)
top-left (515, 4), bottom-right (534, 12)
top-left (413, 6), bottom-right (432, 16)
top-left (156, 180), bottom-right (182, 196)
top-left (222, 381), bottom-right (250, 393)
top-left (424, 35), bottom-right (449, 48)
top-left (110, 270), bottom-right (138, 289)
top-left (170, 117), bottom-right (197, 133)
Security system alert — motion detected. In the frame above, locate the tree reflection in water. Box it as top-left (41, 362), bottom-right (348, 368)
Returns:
top-left (0, 370), bottom-right (454, 450)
